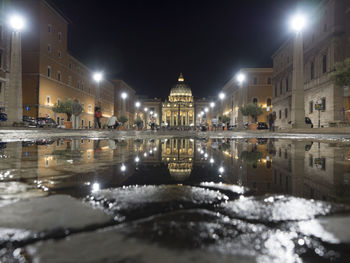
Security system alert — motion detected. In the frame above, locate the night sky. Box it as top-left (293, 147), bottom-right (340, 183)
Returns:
top-left (48, 0), bottom-right (321, 99)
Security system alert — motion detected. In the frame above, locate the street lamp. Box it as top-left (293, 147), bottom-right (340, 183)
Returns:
top-left (204, 107), bottom-right (209, 113)
top-left (7, 14), bottom-right (26, 125)
top-left (236, 72), bottom-right (246, 129)
top-left (93, 72), bottom-right (103, 109)
top-left (290, 13), bottom-right (308, 128)
top-left (219, 92), bottom-right (225, 100)
top-left (135, 101), bottom-right (141, 108)
top-left (210, 102), bottom-right (215, 108)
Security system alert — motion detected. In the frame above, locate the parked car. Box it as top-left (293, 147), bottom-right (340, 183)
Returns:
top-left (23, 116), bottom-right (37, 127)
top-left (0, 113), bottom-right (7, 122)
top-left (257, 122), bottom-right (269, 130)
top-left (305, 117), bottom-right (314, 128)
top-left (36, 117), bottom-right (57, 128)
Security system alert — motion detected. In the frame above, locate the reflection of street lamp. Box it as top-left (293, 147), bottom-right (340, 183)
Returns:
top-left (290, 13), bottom-right (308, 128)
top-left (236, 73), bottom-right (246, 129)
top-left (7, 14), bottom-right (26, 125)
top-left (93, 72), bottom-right (103, 108)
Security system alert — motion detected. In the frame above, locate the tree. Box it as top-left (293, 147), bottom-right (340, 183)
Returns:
top-left (241, 103), bottom-right (263, 122)
top-left (220, 115), bottom-right (230, 124)
top-left (52, 99), bottom-right (73, 121)
top-left (331, 58), bottom-right (350, 86)
top-left (119, 116), bottom-right (128, 125)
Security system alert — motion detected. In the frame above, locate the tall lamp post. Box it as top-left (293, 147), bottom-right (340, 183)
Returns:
top-left (236, 73), bottom-right (246, 130)
top-left (93, 72), bottom-right (103, 109)
top-left (7, 15), bottom-right (25, 126)
top-left (290, 14), bottom-right (308, 128)
top-left (121, 92), bottom-right (128, 127)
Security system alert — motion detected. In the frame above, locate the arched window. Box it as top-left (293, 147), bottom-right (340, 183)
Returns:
top-left (267, 98), bottom-right (272, 106)
top-left (253, 98), bottom-right (258, 104)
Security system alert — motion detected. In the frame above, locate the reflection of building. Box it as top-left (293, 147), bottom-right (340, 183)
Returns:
top-left (216, 68), bottom-right (273, 125)
top-left (161, 139), bottom-right (194, 180)
top-left (0, 0), bottom-right (11, 114)
top-left (162, 73), bottom-right (194, 127)
top-left (272, 0), bottom-right (350, 129)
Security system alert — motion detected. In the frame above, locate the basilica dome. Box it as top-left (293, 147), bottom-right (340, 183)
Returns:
top-left (169, 73), bottom-right (193, 102)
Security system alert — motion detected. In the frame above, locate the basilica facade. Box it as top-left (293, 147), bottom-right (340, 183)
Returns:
top-left (161, 73), bottom-right (195, 127)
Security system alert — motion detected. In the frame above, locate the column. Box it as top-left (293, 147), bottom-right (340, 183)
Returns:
top-left (7, 32), bottom-right (23, 125)
top-left (291, 32), bottom-right (307, 128)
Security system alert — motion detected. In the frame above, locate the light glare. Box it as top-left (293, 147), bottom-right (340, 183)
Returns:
top-left (121, 92), bottom-right (128, 99)
top-left (93, 72), bottom-right (103, 82)
top-left (10, 15), bottom-right (25, 31)
top-left (135, 101), bottom-right (141, 108)
top-left (219, 92), bottom-right (225, 100)
top-left (290, 14), bottom-right (306, 32)
top-left (236, 73), bottom-right (246, 84)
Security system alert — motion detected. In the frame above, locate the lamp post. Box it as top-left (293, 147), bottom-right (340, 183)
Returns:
top-left (236, 73), bottom-right (246, 129)
top-left (7, 15), bottom-right (25, 126)
top-left (93, 72), bottom-right (103, 109)
top-left (290, 14), bottom-right (308, 128)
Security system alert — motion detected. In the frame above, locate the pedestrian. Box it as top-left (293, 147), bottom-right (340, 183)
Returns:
top-left (94, 107), bottom-right (102, 129)
top-left (107, 115), bottom-right (118, 129)
top-left (71, 99), bottom-right (83, 130)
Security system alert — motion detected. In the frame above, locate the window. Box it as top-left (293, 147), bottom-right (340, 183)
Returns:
top-left (286, 77), bottom-right (289, 92)
top-left (0, 49), bottom-right (2, 68)
top-left (88, 87), bottom-right (91, 94)
top-left (81, 120), bottom-right (84, 127)
top-left (58, 51), bottom-right (62, 58)
top-left (46, 95), bottom-right (51, 105)
top-left (77, 81), bottom-right (80, 89)
top-left (285, 108), bottom-right (288, 118)
top-left (47, 66), bottom-right (51, 77)
top-left (309, 101), bottom-right (313, 114)
top-left (47, 44), bottom-right (51, 53)
top-left (321, 97), bottom-right (326, 111)
top-left (58, 32), bottom-right (62, 41)
top-left (322, 55), bottom-right (327, 74)
top-left (253, 77), bottom-right (258, 85)
top-left (267, 98), bottom-right (272, 106)
top-left (88, 104), bottom-right (92, 113)
top-left (57, 71), bottom-right (61, 81)
top-left (48, 24), bottom-right (52, 33)
top-left (309, 155), bottom-right (313, 167)
top-left (275, 85), bottom-right (278, 97)
top-left (267, 78), bottom-right (271, 85)
top-left (311, 62), bottom-right (315, 80)
top-left (279, 110), bottom-right (282, 119)
top-left (69, 62), bottom-right (72, 69)
top-left (280, 80), bottom-right (283, 95)
top-left (81, 81), bottom-right (84, 90)
top-left (253, 98), bottom-right (258, 104)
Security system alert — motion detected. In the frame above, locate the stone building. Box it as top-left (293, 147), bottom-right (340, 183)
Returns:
top-left (218, 68), bottom-right (273, 126)
top-left (272, 0), bottom-right (350, 129)
top-left (13, 0), bottom-right (115, 127)
top-left (0, 0), bottom-right (11, 114)
top-left (161, 73), bottom-right (195, 127)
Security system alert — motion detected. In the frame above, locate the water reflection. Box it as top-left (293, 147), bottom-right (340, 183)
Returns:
top-left (0, 138), bottom-right (350, 203)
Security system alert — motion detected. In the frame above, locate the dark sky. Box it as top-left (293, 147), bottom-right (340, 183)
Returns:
top-left (48, 0), bottom-right (320, 99)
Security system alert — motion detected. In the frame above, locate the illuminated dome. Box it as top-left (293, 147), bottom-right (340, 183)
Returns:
top-left (169, 73), bottom-right (193, 102)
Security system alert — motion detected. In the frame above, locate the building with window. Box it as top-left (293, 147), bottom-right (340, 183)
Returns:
top-left (217, 68), bottom-right (273, 126)
top-left (14, 0), bottom-right (115, 127)
top-left (272, 0), bottom-right (350, 129)
top-left (0, 0), bottom-right (11, 114)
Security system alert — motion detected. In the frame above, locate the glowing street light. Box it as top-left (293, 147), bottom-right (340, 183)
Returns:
top-left (121, 92), bottom-right (128, 100)
top-left (93, 72), bottom-right (103, 83)
top-left (210, 158), bottom-right (214, 164)
top-left (236, 73), bottom-right (246, 84)
top-left (135, 101), bottom-right (141, 108)
top-left (210, 102), bottom-right (215, 108)
top-left (204, 107), bottom-right (209, 113)
top-left (144, 107), bottom-right (148, 112)
top-left (120, 164), bottom-right (126, 172)
top-left (9, 15), bottom-right (25, 31)
top-left (218, 166), bottom-right (224, 174)
top-left (219, 92), bottom-right (225, 100)
top-left (135, 156), bottom-right (140, 163)
top-left (290, 14), bottom-right (307, 33)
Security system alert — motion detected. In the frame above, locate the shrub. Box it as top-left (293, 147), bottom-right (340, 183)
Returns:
top-left (241, 103), bottom-right (263, 122)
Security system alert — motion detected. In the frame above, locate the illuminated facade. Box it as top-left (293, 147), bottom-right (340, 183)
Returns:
top-left (161, 73), bottom-right (195, 127)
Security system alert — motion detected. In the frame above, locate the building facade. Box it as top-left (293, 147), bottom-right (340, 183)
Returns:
top-left (218, 68), bottom-right (273, 126)
top-left (272, 0), bottom-right (350, 129)
top-left (14, 0), bottom-right (115, 127)
top-left (0, 0), bottom-right (11, 114)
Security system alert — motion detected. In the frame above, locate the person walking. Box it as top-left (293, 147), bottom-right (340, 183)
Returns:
top-left (71, 99), bottom-right (83, 130)
top-left (94, 107), bottom-right (102, 129)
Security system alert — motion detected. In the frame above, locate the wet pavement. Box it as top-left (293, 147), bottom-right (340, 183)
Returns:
top-left (0, 137), bottom-right (350, 262)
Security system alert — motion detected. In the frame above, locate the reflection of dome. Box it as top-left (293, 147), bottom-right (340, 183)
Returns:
top-left (168, 161), bottom-right (192, 181)
top-left (169, 73), bottom-right (193, 101)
